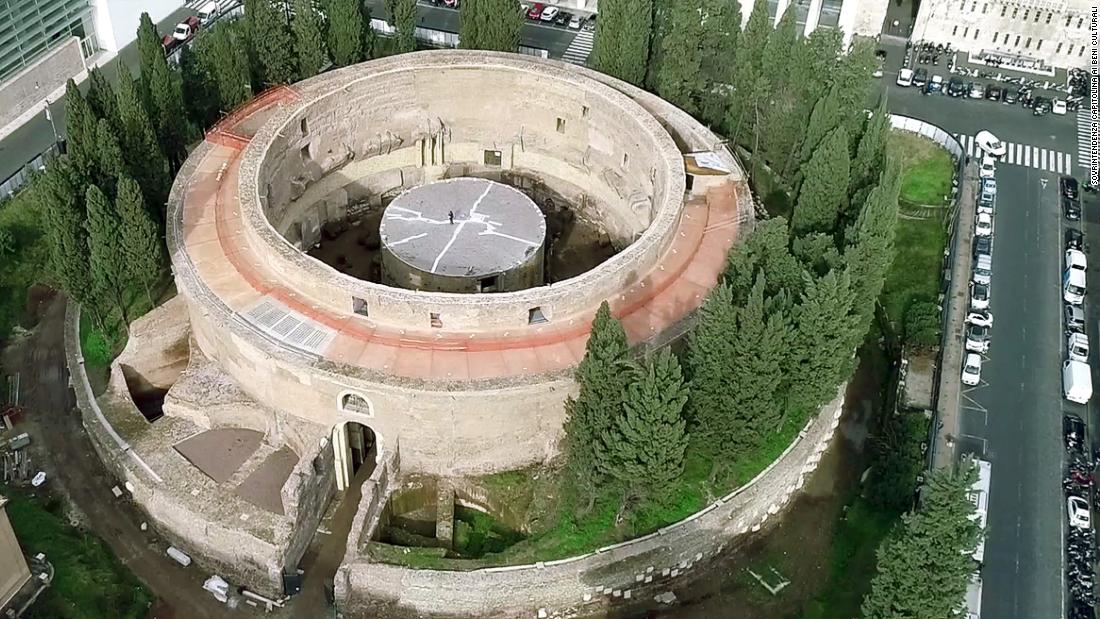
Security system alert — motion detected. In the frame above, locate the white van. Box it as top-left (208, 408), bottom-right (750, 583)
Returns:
top-left (896, 68), bottom-right (914, 87)
top-left (1064, 268), bottom-right (1086, 305)
top-left (198, 1), bottom-right (221, 24)
top-left (973, 255), bottom-right (992, 285)
top-left (1069, 332), bottom-right (1090, 362)
top-left (1063, 359), bottom-right (1092, 404)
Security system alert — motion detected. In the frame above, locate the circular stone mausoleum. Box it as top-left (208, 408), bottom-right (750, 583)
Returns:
top-left (77, 49), bottom-right (758, 606)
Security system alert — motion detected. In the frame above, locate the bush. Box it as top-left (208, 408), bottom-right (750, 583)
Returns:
top-left (866, 412), bottom-right (928, 513)
top-left (903, 300), bottom-right (941, 349)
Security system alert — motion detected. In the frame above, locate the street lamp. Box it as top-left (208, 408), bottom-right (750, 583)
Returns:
top-left (43, 98), bottom-right (60, 154)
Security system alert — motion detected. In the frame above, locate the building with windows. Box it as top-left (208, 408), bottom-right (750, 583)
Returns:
top-left (0, 495), bottom-right (31, 615)
top-left (912, 0), bottom-right (1092, 70)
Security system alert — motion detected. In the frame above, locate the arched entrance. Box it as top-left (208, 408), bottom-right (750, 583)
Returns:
top-left (332, 421), bottom-right (377, 490)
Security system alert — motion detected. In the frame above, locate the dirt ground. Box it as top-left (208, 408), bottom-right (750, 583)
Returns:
top-left (2, 294), bottom-right (236, 619)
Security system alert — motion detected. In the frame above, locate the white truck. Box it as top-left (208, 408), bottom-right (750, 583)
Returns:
top-left (1063, 359), bottom-right (1093, 404)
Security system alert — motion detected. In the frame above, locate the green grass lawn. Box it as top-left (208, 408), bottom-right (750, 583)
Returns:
top-left (891, 132), bottom-right (955, 206)
top-left (2, 490), bottom-right (152, 619)
top-left (0, 182), bottom-right (51, 345)
top-left (881, 131), bottom-right (952, 328)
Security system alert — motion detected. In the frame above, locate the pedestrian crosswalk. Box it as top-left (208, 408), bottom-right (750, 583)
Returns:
top-left (955, 133), bottom-right (1074, 175)
top-left (1078, 109), bottom-right (1094, 171)
top-left (562, 30), bottom-right (594, 65)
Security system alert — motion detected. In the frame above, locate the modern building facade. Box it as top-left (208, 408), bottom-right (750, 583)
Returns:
top-left (912, 0), bottom-right (1092, 70)
top-left (0, 495), bottom-right (31, 614)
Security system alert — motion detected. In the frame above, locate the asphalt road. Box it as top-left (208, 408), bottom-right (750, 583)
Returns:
top-left (877, 44), bottom-right (1084, 619)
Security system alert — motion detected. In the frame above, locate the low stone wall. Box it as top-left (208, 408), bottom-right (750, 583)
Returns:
top-left (334, 386), bottom-right (846, 618)
top-left (343, 448), bottom-right (401, 561)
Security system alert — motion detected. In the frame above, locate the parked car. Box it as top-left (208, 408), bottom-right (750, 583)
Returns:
top-left (1064, 360), bottom-right (1093, 404)
top-left (968, 81), bottom-right (985, 99)
top-left (962, 353), bottom-right (983, 386)
top-left (1003, 88), bottom-right (1019, 104)
top-left (973, 254), bottom-right (992, 285)
top-left (973, 235), bottom-right (992, 260)
top-left (966, 310), bottom-right (994, 328)
top-left (1062, 176), bottom-right (1081, 201)
top-left (980, 177), bottom-right (997, 195)
top-left (977, 193), bottom-right (995, 215)
top-left (927, 75), bottom-right (944, 94)
top-left (1033, 97), bottom-right (1052, 115)
top-left (1068, 332), bottom-right (1090, 362)
top-left (976, 130), bottom-right (1007, 158)
top-left (1065, 413), bottom-right (1087, 452)
top-left (554, 11), bottom-right (572, 25)
top-left (583, 14), bottom-right (596, 31)
top-left (540, 6), bottom-right (560, 21)
top-left (1066, 227), bottom-right (1085, 251)
top-left (1068, 495), bottom-right (1092, 529)
top-left (896, 68), bottom-right (914, 87)
top-left (913, 68), bottom-right (928, 88)
top-left (198, 1), bottom-right (223, 25)
top-left (985, 84), bottom-right (1002, 101)
top-left (1066, 304), bottom-right (1086, 333)
top-left (526, 2), bottom-right (544, 19)
top-left (1064, 267), bottom-right (1086, 305)
top-left (979, 155), bottom-right (997, 179)
top-left (947, 77), bottom-right (966, 97)
top-left (975, 212), bottom-right (994, 236)
top-left (971, 282), bottom-right (991, 310)
top-left (1053, 98), bottom-right (1068, 115)
top-left (1064, 197), bottom-right (1082, 221)
top-left (1067, 248), bottom-right (1088, 272)
top-left (966, 324), bottom-right (991, 353)
top-left (568, 13), bottom-right (583, 28)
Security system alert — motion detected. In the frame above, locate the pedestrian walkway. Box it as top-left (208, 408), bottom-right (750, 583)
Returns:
top-left (955, 133), bottom-right (1073, 174)
top-left (561, 30), bottom-right (594, 65)
top-left (1077, 108), bottom-right (1094, 171)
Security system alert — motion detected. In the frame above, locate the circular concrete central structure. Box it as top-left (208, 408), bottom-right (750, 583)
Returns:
top-left (379, 178), bottom-right (546, 292)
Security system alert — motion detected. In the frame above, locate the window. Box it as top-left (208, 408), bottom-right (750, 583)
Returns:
top-left (1003, 33), bottom-right (1010, 44)
top-left (1000, 6), bottom-right (1006, 16)
top-left (483, 149), bottom-right (502, 166)
top-left (963, 26), bottom-right (969, 37)
top-left (1024, 36), bottom-right (1031, 48)
top-left (959, 1), bottom-right (965, 9)
top-left (1033, 11), bottom-right (1039, 22)
top-left (622, 153), bottom-right (629, 167)
top-left (953, 25), bottom-right (959, 35)
top-left (300, 117), bottom-right (308, 135)
top-left (479, 275), bottom-right (499, 293)
top-left (974, 29), bottom-right (980, 39)
top-left (556, 117), bottom-right (566, 133)
top-left (1066, 16), bottom-right (1072, 27)
top-left (340, 392), bottom-right (373, 416)
top-left (1011, 8), bottom-right (1017, 18)
top-left (1036, 39), bottom-right (1042, 50)
top-left (1057, 42), bottom-right (1063, 53)
top-left (981, 3), bottom-right (987, 13)
top-left (352, 297), bottom-right (368, 317)
top-left (430, 312), bottom-right (442, 328)
top-left (970, 2), bottom-right (976, 11)
top-left (1014, 34), bottom-right (1020, 46)
top-left (581, 105), bottom-right (589, 118)
top-left (528, 307), bottom-right (548, 325)
top-left (300, 143), bottom-right (311, 161)
top-left (1077, 17), bottom-right (1084, 28)
top-left (1022, 9), bottom-right (1028, 20)
top-left (1045, 12), bottom-right (1051, 23)
top-left (1081, 45), bottom-right (1087, 56)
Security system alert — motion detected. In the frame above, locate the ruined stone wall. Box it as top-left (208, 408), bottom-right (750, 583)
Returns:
top-left (282, 437), bottom-right (336, 572)
top-left (233, 52), bottom-right (685, 332)
top-left (185, 300), bottom-right (576, 476)
top-left (333, 388), bottom-right (846, 619)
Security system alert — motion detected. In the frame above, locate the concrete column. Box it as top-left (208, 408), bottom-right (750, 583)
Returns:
top-left (775, 0), bottom-right (791, 25)
top-left (804, 0), bottom-right (824, 36)
top-left (739, 0), bottom-right (755, 29)
top-left (837, 0), bottom-right (859, 48)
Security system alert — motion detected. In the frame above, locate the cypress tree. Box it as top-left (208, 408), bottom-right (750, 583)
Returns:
top-left (459, 0), bottom-right (521, 53)
top-left (136, 13), bottom-right (164, 109)
top-left (137, 12), bottom-right (191, 173)
top-left (179, 45), bottom-right (218, 128)
top-left (328, 0), bottom-right (366, 65)
top-left (644, 0), bottom-right (675, 91)
top-left (831, 38), bottom-right (879, 148)
top-left (116, 175), bottom-right (165, 307)
top-left (40, 160), bottom-right (93, 306)
top-left (851, 97), bottom-right (891, 198)
top-left (64, 80), bottom-right (98, 183)
top-left (591, 0), bottom-right (653, 86)
top-left (292, 0), bottom-right (328, 79)
top-left (726, 0), bottom-right (770, 140)
top-left (786, 268), bottom-right (860, 418)
top-left (799, 84), bottom-right (844, 165)
top-left (655, 0), bottom-right (704, 114)
top-left (844, 158), bottom-right (901, 334)
top-left (862, 463), bottom-right (980, 619)
top-left (245, 0), bottom-right (297, 85)
top-left (777, 29), bottom-right (842, 178)
top-left (561, 301), bottom-right (631, 513)
top-left (792, 126), bottom-right (851, 235)
top-left (115, 68), bottom-right (170, 220)
top-left (85, 68), bottom-right (119, 130)
top-left (757, 8), bottom-right (802, 166)
top-left (85, 185), bottom-right (129, 323)
top-left (93, 119), bottom-right (125, 197)
top-left (386, 0), bottom-right (418, 53)
top-left (203, 23), bottom-right (253, 115)
top-left (697, 0), bottom-right (740, 127)
top-left (723, 216), bottom-right (804, 301)
top-left (600, 348), bottom-right (689, 505)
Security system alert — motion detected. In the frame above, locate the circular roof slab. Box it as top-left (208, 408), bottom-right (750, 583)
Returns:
top-left (380, 178), bottom-right (547, 278)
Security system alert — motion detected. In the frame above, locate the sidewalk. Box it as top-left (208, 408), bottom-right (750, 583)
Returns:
top-left (933, 162), bottom-right (978, 469)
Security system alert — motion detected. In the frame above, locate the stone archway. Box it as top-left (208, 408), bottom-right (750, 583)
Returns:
top-left (332, 421), bottom-right (377, 491)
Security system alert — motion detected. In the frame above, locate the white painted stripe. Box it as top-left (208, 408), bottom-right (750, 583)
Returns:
top-left (1040, 149), bottom-right (1047, 171)
top-left (1021, 147), bottom-right (1029, 167)
top-left (1067, 153), bottom-right (1072, 169)
top-left (967, 137), bottom-right (975, 157)
top-left (1055, 154), bottom-right (1064, 174)
top-left (1006, 143), bottom-right (1016, 164)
